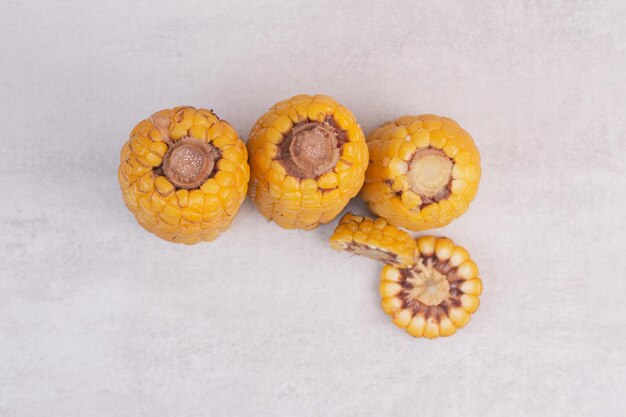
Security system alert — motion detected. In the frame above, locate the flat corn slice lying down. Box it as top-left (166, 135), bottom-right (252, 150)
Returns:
top-left (247, 94), bottom-right (369, 230)
top-left (118, 106), bottom-right (250, 244)
top-left (361, 115), bottom-right (481, 231)
top-left (330, 215), bottom-right (482, 339)
top-left (380, 236), bottom-right (482, 339)
top-left (329, 213), bottom-right (416, 268)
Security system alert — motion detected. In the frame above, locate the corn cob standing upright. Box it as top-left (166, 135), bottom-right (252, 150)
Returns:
top-left (247, 94), bottom-right (369, 230)
top-left (118, 106), bottom-right (250, 244)
top-left (362, 115), bottom-right (481, 231)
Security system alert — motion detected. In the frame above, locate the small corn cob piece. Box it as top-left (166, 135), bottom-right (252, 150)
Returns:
top-left (118, 106), bottom-right (250, 244)
top-left (329, 213), bottom-right (416, 268)
top-left (380, 236), bottom-right (483, 339)
top-left (247, 94), bottom-right (369, 230)
top-left (362, 115), bottom-right (481, 231)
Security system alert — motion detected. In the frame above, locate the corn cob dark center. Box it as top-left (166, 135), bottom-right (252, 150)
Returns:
top-left (400, 257), bottom-right (463, 321)
top-left (346, 242), bottom-right (399, 264)
top-left (407, 148), bottom-right (453, 203)
top-left (162, 137), bottom-right (219, 189)
top-left (279, 121), bottom-right (341, 179)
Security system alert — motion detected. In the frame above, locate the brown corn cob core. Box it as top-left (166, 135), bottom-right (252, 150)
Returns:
top-left (400, 257), bottom-right (463, 322)
top-left (279, 121), bottom-right (340, 179)
top-left (162, 136), bottom-right (219, 189)
top-left (407, 148), bottom-right (453, 203)
top-left (346, 242), bottom-right (399, 265)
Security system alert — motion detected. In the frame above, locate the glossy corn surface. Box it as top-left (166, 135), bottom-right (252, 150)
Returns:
top-left (247, 94), bottom-right (368, 230)
top-left (380, 236), bottom-right (483, 339)
top-left (362, 115), bottom-right (481, 231)
top-left (329, 213), bottom-right (416, 268)
top-left (118, 106), bottom-right (250, 244)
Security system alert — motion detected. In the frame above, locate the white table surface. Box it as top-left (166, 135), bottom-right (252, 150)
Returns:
top-left (1, 1), bottom-right (625, 416)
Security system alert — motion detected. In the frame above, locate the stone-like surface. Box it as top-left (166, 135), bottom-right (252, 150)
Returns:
top-left (0, 1), bottom-right (624, 416)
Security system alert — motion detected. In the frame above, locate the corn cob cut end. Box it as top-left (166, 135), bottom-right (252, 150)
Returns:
top-left (406, 148), bottom-right (452, 201)
top-left (281, 121), bottom-right (341, 178)
top-left (329, 213), bottom-right (416, 268)
top-left (162, 137), bottom-right (219, 189)
top-left (380, 236), bottom-right (482, 339)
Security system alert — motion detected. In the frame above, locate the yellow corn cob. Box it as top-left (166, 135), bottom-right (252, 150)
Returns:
top-left (380, 236), bottom-right (482, 339)
top-left (329, 213), bottom-right (416, 268)
top-left (118, 106), bottom-right (250, 244)
top-left (247, 94), bottom-right (369, 230)
top-left (362, 115), bottom-right (481, 231)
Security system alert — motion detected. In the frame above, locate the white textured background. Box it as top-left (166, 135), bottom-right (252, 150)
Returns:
top-left (1, 1), bottom-right (625, 416)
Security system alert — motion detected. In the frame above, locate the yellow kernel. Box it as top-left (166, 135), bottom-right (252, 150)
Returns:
top-left (398, 141), bottom-right (417, 161)
top-left (189, 125), bottom-right (207, 140)
top-left (381, 265), bottom-right (401, 282)
top-left (200, 178), bottom-right (220, 194)
top-left (380, 281), bottom-right (402, 297)
top-left (448, 307), bottom-right (470, 328)
top-left (187, 190), bottom-right (204, 211)
top-left (458, 260), bottom-right (479, 279)
top-left (272, 115), bottom-right (293, 133)
top-left (381, 297), bottom-right (403, 315)
top-left (429, 129), bottom-right (447, 149)
top-left (374, 217), bottom-right (388, 229)
top-left (460, 278), bottom-right (483, 296)
top-left (148, 141), bottom-right (168, 157)
top-left (265, 127), bottom-right (284, 144)
top-left (347, 124), bottom-right (364, 142)
top-left (388, 157), bottom-right (408, 177)
top-left (300, 178), bottom-right (318, 194)
top-left (406, 314), bottom-right (426, 337)
top-left (154, 176), bottom-right (174, 197)
top-left (435, 238), bottom-right (455, 260)
top-left (317, 172), bottom-right (338, 189)
top-left (392, 309), bottom-right (413, 329)
top-left (215, 171), bottom-right (238, 188)
top-left (417, 236), bottom-right (436, 256)
top-left (449, 246), bottom-right (470, 267)
top-left (333, 105), bottom-right (355, 129)
top-left (422, 318), bottom-right (440, 339)
top-left (169, 123), bottom-right (187, 140)
top-left (307, 103), bottom-right (331, 122)
top-left (438, 317), bottom-right (457, 337)
top-left (175, 189), bottom-right (188, 207)
top-left (282, 176), bottom-right (300, 192)
top-left (137, 173), bottom-right (154, 193)
top-left (411, 129), bottom-right (430, 148)
top-left (461, 294), bottom-right (480, 313)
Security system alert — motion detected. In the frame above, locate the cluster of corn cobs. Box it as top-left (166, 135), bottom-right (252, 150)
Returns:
top-left (119, 94), bottom-right (483, 339)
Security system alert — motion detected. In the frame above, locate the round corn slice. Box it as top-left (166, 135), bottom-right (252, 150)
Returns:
top-left (118, 106), bottom-right (250, 244)
top-left (361, 115), bottom-right (481, 231)
top-left (247, 94), bottom-right (369, 230)
top-left (380, 236), bottom-right (483, 339)
top-left (329, 213), bottom-right (416, 268)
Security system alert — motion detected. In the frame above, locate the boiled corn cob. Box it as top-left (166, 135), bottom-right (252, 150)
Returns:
top-left (380, 236), bottom-right (482, 339)
top-left (118, 106), bottom-right (250, 244)
top-left (247, 94), bottom-right (369, 230)
top-left (362, 115), bottom-right (481, 231)
top-left (329, 213), bottom-right (416, 268)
